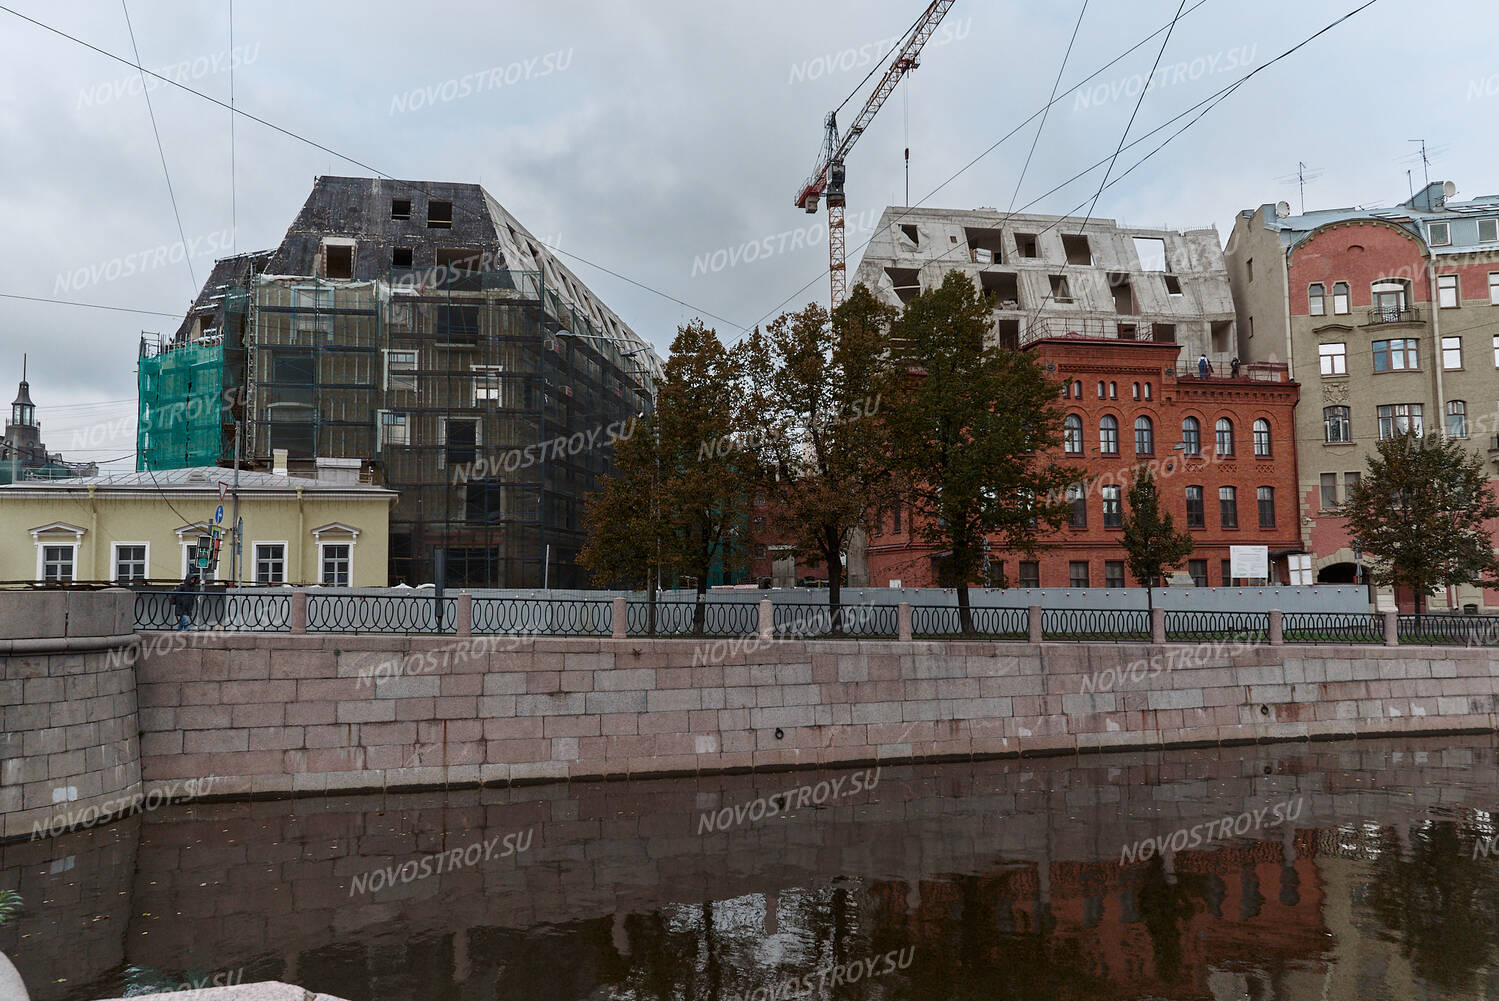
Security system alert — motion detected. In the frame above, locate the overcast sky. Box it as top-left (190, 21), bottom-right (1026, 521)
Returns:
top-left (1, 0), bottom-right (1494, 468)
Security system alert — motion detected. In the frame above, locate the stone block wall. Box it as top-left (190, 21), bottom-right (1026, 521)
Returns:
top-left (0, 589), bottom-right (141, 840)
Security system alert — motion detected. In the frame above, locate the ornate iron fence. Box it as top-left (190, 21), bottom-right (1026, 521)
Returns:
top-left (1163, 610), bottom-right (1269, 644)
top-left (1041, 608), bottom-right (1150, 642)
top-left (623, 600), bottom-right (760, 637)
top-left (1281, 611), bottom-right (1384, 644)
top-left (472, 597), bottom-right (613, 636)
top-left (771, 602), bottom-right (897, 638)
top-left (306, 593), bottom-right (456, 634)
top-left (134, 589), bottom-right (292, 632)
top-left (910, 605), bottom-right (1028, 638)
top-left (1397, 613), bottom-right (1499, 646)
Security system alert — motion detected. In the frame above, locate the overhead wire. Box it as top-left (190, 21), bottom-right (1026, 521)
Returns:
top-left (1006, 0), bottom-right (1091, 215)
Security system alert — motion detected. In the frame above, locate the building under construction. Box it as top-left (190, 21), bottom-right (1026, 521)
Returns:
top-left (140, 176), bottom-right (660, 587)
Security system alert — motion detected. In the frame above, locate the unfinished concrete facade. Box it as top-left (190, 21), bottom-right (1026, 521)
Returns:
top-left (851, 207), bottom-right (1237, 365)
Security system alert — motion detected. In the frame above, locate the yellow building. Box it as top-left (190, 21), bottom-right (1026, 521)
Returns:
top-left (0, 466), bottom-right (395, 585)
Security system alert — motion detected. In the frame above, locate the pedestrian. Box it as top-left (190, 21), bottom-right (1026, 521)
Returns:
top-left (1197, 353), bottom-right (1210, 379)
top-left (1230, 356), bottom-right (1241, 378)
top-left (170, 573), bottom-right (198, 631)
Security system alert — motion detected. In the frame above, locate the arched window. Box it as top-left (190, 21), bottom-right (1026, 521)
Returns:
top-left (1181, 416), bottom-right (1201, 455)
top-left (1064, 414), bottom-right (1083, 454)
top-left (1332, 281), bottom-right (1350, 314)
top-left (1308, 282), bottom-right (1326, 316)
top-left (1216, 418), bottom-right (1234, 456)
top-left (1097, 381), bottom-right (1105, 399)
top-left (1108, 381), bottom-right (1118, 400)
top-left (1253, 418), bottom-right (1271, 456)
top-left (1134, 415), bottom-right (1154, 455)
top-left (1099, 415), bottom-right (1119, 455)
top-left (1073, 379), bottom-right (1082, 398)
top-left (1132, 382), bottom-right (1141, 400)
top-left (1143, 381), bottom-right (1152, 400)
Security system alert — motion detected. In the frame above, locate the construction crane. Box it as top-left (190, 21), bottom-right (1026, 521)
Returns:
top-left (794, 0), bottom-right (956, 308)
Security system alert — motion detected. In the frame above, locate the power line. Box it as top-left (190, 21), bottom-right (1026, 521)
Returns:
top-left (0, 292), bottom-right (182, 318)
top-left (0, 2), bottom-right (747, 335)
top-left (1007, 0), bottom-right (1090, 215)
top-left (119, 0), bottom-right (197, 294)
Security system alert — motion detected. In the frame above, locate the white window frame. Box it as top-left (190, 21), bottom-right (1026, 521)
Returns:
top-left (1443, 335), bottom-right (1463, 370)
top-left (111, 541), bottom-right (150, 583)
top-left (377, 409), bottom-right (410, 448)
top-left (1332, 281), bottom-right (1350, 315)
top-left (1480, 219), bottom-right (1498, 244)
top-left (1319, 342), bottom-right (1347, 376)
top-left (253, 541), bottom-right (289, 584)
top-left (318, 541), bottom-right (355, 587)
top-left (1490, 273), bottom-right (1499, 306)
top-left (1438, 274), bottom-right (1459, 309)
top-left (437, 415), bottom-right (482, 469)
top-left (471, 365), bottom-right (505, 406)
top-left (37, 542), bottom-right (78, 582)
top-left (30, 523), bottom-right (85, 583)
top-left (1448, 400), bottom-right (1469, 439)
top-left (1308, 282), bottom-right (1326, 316)
top-left (384, 348), bottom-right (418, 392)
top-left (1429, 221), bottom-right (1451, 247)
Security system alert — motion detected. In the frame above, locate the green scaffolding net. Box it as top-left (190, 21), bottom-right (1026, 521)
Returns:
top-left (137, 341), bottom-right (224, 470)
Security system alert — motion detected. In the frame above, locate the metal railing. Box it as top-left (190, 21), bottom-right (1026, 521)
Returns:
top-left (134, 589), bottom-right (292, 632)
top-left (1367, 306), bottom-right (1421, 325)
top-left (911, 604), bottom-right (1027, 638)
top-left (624, 600), bottom-right (760, 637)
top-left (771, 602), bottom-right (898, 638)
top-left (1282, 611), bottom-right (1385, 644)
top-left (1041, 607), bottom-right (1151, 642)
top-left (472, 597), bottom-right (612, 636)
top-left (1164, 610), bottom-right (1269, 644)
top-left (307, 593), bottom-right (455, 634)
top-left (1397, 613), bottom-right (1499, 646)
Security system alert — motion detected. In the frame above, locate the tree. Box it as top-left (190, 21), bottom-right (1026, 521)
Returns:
top-left (1343, 431), bottom-right (1499, 618)
top-left (877, 271), bottom-right (1074, 633)
top-left (739, 286), bottom-right (898, 633)
top-left (578, 320), bottom-right (754, 634)
top-left (1120, 464), bottom-right (1195, 613)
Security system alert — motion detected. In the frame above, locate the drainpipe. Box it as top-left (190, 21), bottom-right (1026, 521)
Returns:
top-left (296, 486), bottom-right (305, 584)
top-left (88, 485), bottom-right (98, 582)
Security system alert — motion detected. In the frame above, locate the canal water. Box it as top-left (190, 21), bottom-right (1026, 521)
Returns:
top-left (3, 735), bottom-right (1499, 1000)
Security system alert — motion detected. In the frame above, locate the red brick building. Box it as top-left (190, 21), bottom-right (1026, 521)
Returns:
top-left (863, 337), bottom-right (1303, 589)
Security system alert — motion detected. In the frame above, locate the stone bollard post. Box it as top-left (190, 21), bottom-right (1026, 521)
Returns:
top-left (456, 592), bottom-right (473, 636)
top-left (897, 602), bottom-right (912, 641)
top-left (290, 589), bottom-right (307, 634)
top-left (759, 599), bottom-right (774, 642)
top-left (1028, 605), bottom-right (1042, 643)
top-left (612, 596), bottom-right (628, 639)
top-left (1383, 608), bottom-right (1399, 647)
top-left (1268, 609), bottom-right (1283, 646)
top-left (1151, 606), bottom-right (1166, 644)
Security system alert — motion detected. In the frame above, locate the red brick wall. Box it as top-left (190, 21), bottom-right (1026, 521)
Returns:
top-left (1288, 220), bottom-right (1430, 315)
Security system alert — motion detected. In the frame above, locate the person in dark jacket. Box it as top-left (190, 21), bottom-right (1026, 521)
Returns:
top-left (1230, 356), bottom-right (1241, 378)
top-left (171, 573), bottom-right (198, 631)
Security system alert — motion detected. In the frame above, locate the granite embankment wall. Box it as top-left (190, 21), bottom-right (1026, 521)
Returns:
top-left (128, 627), bottom-right (1499, 796)
top-left (0, 589), bottom-right (141, 840)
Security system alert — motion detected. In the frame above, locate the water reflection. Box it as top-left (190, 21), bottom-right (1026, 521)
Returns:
top-left (2, 737), bottom-right (1498, 1000)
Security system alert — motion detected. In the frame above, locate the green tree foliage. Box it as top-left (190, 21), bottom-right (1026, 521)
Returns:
top-left (1120, 465), bottom-right (1195, 612)
top-left (877, 271), bottom-right (1073, 632)
top-left (1343, 431), bottom-right (1499, 615)
top-left (739, 286), bottom-right (898, 632)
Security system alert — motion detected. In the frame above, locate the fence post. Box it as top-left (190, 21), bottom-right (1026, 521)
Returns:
top-left (758, 599), bottom-right (774, 642)
top-left (898, 602), bottom-right (912, 642)
top-left (612, 596), bottom-right (627, 639)
top-left (1268, 609), bottom-right (1283, 646)
top-left (1151, 606), bottom-right (1166, 644)
top-left (1028, 605), bottom-right (1042, 643)
top-left (1383, 609), bottom-right (1399, 647)
top-left (290, 589), bottom-right (307, 635)
top-left (456, 593), bottom-right (473, 637)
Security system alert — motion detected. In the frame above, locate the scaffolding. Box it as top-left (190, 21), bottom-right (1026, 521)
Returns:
top-left (240, 266), bottom-right (652, 588)
top-left (137, 336), bottom-right (226, 470)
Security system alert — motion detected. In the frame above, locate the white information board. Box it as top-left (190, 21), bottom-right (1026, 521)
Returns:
top-left (1230, 545), bottom-right (1269, 580)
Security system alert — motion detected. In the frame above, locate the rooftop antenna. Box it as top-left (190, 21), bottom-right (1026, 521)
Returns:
top-left (1409, 139), bottom-right (1431, 189)
top-left (1275, 162), bottom-right (1325, 214)
top-left (1406, 169), bottom-right (1414, 200)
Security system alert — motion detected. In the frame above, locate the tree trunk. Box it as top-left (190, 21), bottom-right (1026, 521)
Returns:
top-left (957, 579), bottom-right (974, 636)
top-left (825, 528), bottom-right (843, 637)
top-left (693, 577), bottom-right (707, 637)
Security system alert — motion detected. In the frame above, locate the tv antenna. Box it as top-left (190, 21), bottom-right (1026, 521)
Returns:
top-left (1274, 161), bottom-right (1324, 213)
top-left (1402, 140), bottom-right (1449, 187)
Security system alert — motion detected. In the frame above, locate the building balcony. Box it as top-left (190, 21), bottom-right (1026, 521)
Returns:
top-left (1366, 306), bottom-right (1421, 325)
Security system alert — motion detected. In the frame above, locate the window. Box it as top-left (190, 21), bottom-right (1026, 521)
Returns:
top-left (1018, 561), bottom-right (1040, 588)
top-left (1109, 381), bottom-right (1118, 400)
top-left (1344, 471), bottom-right (1360, 498)
top-left (1372, 280), bottom-right (1410, 319)
top-left (113, 544), bottom-right (146, 582)
top-left (254, 543), bottom-right (286, 584)
top-left (386, 350), bottom-right (418, 392)
top-left (391, 198), bottom-right (411, 220)
top-left (1073, 379), bottom-right (1082, 398)
top-left (1494, 333), bottom-right (1499, 366)
top-left (1067, 483), bottom-right (1087, 529)
top-left (443, 417), bottom-right (480, 468)
top-left (1185, 486), bottom-right (1204, 529)
top-left (1490, 273), bottom-right (1499, 305)
top-left (1377, 403), bottom-right (1423, 440)
top-left (1134, 415), bottom-right (1154, 455)
top-left (1062, 234), bottom-right (1092, 265)
top-left (436, 304), bottom-right (480, 344)
top-left (1132, 236), bottom-right (1167, 271)
top-left (320, 543), bottom-right (351, 586)
top-left (392, 246), bottom-right (413, 268)
top-left (1372, 338), bottom-right (1418, 371)
top-left (1222, 559), bottom-right (1234, 587)
top-left (1481, 219), bottom-right (1498, 243)
top-left (1143, 382), bottom-right (1152, 400)
top-left (472, 365), bottom-right (505, 406)
top-left (1443, 335), bottom-right (1463, 369)
top-left (1017, 233), bottom-right (1040, 258)
top-left (1069, 561), bottom-right (1090, 588)
top-left (1132, 382), bottom-right (1140, 400)
top-left (1099, 415), bottom-right (1119, 455)
top-left (1323, 406), bottom-right (1351, 443)
top-left (1181, 417), bottom-right (1201, 455)
top-left (1320, 473), bottom-right (1338, 509)
top-left (1102, 485), bottom-right (1122, 529)
top-left (1188, 559), bottom-right (1208, 587)
top-left (898, 223), bottom-right (919, 246)
top-left (1049, 274), bottom-right (1072, 302)
top-left (1429, 221), bottom-right (1450, 247)
top-left (1064, 414), bottom-right (1083, 454)
top-left (1219, 486), bottom-right (1238, 529)
top-left (1309, 282), bottom-right (1326, 315)
top-left (1439, 274), bottom-right (1459, 308)
top-left (1448, 399), bottom-right (1468, 438)
top-left (1246, 258), bottom-right (1254, 282)
top-left (1257, 486), bottom-right (1275, 528)
top-left (323, 243), bottom-right (353, 280)
top-left (1097, 381), bottom-right (1105, 400)
top-left (271, 348), bottom-right (315, 385)
top-left (42, 544), bottom-right (74, 582)
top-left (1333, 281), bottom-right (1350, 314)
top-left (379, 410), bottom-right (410, 447)
top-left (1319, 342), bottom-right (1347, 375)
top-left (1104, 561), bottom-right (1125, 588)
top-left (427, 199), bottom-right (453, 228)
top-left (1215, 418), bottom-right (1234, 456)
top-left (1163, 274), bottom-right (1182, 296)
top-left (1253, 418), bottom-right (1271, 457)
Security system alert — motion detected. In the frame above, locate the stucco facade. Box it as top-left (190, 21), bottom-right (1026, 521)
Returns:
top-left (0, 466), bottom-right (394, 585)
